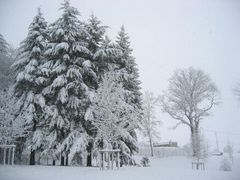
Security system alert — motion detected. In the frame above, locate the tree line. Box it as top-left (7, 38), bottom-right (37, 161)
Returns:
top-left (0, 1), bottom-right (141, 166)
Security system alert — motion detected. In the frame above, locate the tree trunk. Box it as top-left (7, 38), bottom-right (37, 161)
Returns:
top-left (30, 122), bottom-right (36, 165)
top-left (66, 154), bottom-right (69, 166)
top-left (120, 156), bottom-right (123, 167)
top-left (191, 126), bottom-right (200, 158)
top-left (191, 127), bottom-right (197, 157)
top-left (60, 152), bottom-right (65, 166)
top-left (149, 136), bottom-right (154, 157)
top-left (87, 142), bottom-right (92, 167)
top-left (30, 150), bottom-right (35, 165)
top-left (52, 159), bottom-right (55, 166)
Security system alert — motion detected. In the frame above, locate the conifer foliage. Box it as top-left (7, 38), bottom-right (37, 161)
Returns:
top-left (10, 0), bottom-right (142, 166)
top-left (116, 26), bottom-right (141, 108)
top-left (40, 1), bottom-right (94, 165)
top-left (12, 8), bottom-right (48, 165)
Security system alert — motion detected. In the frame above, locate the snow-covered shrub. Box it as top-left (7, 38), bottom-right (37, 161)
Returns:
top-left (223, 141), bottom-right (234, 163)
top-left (141, 156), bottom-right (150, 167)
top-left (219, 158), bottom-right (232, 171)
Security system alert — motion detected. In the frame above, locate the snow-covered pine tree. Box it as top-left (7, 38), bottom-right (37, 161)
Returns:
top-left (85, 70), bottom-right (139, 166)
top-left (85, 14), bottom-right (122, 76)
top-left (85, 14), bottom-right (108, 57)
top-left (116, 26), bottom-right (142, 108)
top-left (94, 35), bottom-right (123, 74)
top-left (40, 1), bottom-right (92, 166)
top-left (0, 34), bottom-right (8, 55)
top-left (11, 8), bottom-right (48, 165)
top-left (84, 15), bottom-right (122, 166)
top-left (114, 26), bottom-right (142, 159)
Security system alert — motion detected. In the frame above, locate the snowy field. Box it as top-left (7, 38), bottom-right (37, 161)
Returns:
top-left (0, 156), bottom-right (239, 180)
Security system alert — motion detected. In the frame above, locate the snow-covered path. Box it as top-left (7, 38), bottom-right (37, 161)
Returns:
top-left (0, 156), bottom-right (239, 180)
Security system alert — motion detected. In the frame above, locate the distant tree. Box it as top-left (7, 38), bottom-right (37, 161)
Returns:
top-left (85, 70), bottom-right (140, 165)
top-left (0, 54), bottom-right (14, 89)
top-left (0, 34), bottom-right (9, 55)
top-left (11, 8), bottom-right (48, 165)
top-left (0, 35), bottom-right (13, 89)
top-left (141, 91), bottom-right (161, 157)
top-left (0, 88), bottom-right (25, 144)
top-left (233, 82), bottom-right (240, 102)
top-left (161, 67), bottom-right (219, 157)
top-left (7, 44), bottom-right (19, 60)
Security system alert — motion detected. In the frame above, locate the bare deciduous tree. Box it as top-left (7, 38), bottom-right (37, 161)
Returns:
top-left (141, 91), bottom-right (161, 157)
top-left (160, 67), bottom-right (219, 156)
top-left (233, 82), bottom-right (240, 102)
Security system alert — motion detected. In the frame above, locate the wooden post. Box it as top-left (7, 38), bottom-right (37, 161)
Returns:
top-left (111, 153), bottom-right (113, 170)
top-left (103, 152), bottom-right (106, 170)
top-left (102, 152), bottom-right (104, 170)
top-left (107, 152), bottom-right (110, 170)
top-left (12, 147), bottom-right (15, 165)
top-left (117, 151), bottom-right (119, 169)
top-left (100, 152), bottom-right (102, 170)
top-left (8, 148), bottom-right (11, 165)
top-left (3, 148), bottom-right (6, 165)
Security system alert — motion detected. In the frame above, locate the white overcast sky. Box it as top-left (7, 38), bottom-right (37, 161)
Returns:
top-left (1, 0), bottom-right (240, 150)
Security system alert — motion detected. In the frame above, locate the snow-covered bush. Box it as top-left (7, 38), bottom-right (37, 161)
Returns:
top-left (219, 158), bottom-right (232, 171)
top-left (223, 141), bottom-right (234, 163)
top-left (140, 156), bottom-right (150, 167)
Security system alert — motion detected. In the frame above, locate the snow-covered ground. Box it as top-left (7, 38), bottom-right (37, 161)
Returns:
top-left (0, 155), bottom-right (239, 180)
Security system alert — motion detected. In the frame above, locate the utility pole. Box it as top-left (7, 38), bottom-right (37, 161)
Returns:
top-left (215, 132), bottom-right (219, 152)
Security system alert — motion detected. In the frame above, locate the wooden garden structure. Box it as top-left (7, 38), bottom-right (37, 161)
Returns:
top-left (192, 159), bottom-right (205, 170)
top-left (0, 145), bottom-right (16, 165)
top-left (99, 149), bottom-right (120, 170)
